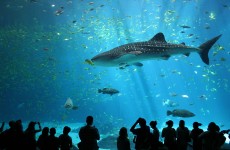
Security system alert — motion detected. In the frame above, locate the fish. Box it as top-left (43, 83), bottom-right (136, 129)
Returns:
top-left (169, 92), bottom-right (178, 97)
top-left (86, 32), bottom-right (222, 68)
top-left (188, 34), bottom-right (194, 37)
top-left (181, 94), bottom-right (189, 98)
top-left (64, 98), bottom-right (78, 110)
top-left (167, 109), bottom-right (195, 118)
top-left (163, 99), bottom-right (179, 107)
top-left (17, 103), bottom-right (25, 109)
top-left (180, 25), bottom-right (191, 28)
top-left (55, 7), bottom-right (64, 16)
top-left (98, 88), bottom-right (119, 96)
top-left (199, 95), bottom-right (208, 100)
top-left (85, 59), bottom-right (94, 65)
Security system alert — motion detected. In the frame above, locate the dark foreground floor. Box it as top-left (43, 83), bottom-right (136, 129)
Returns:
top-left (187, 143), bottom-right (230, 150)
top-left (86, 143), bottom-right (230, 150)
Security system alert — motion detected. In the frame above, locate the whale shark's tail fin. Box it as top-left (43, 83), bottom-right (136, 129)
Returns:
top-left (198, 34), bottom-right (222, 65)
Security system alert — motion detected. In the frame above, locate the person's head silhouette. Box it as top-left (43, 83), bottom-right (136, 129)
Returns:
top-left (86, 116), bottom-right (93, 126)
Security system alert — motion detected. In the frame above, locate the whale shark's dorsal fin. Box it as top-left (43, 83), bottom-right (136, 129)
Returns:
top-left (149, 32), bottom-right (167, 43)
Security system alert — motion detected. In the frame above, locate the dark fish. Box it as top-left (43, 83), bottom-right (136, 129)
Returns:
top-left (98, 88), bottom-right (119, 96)
top-left (43, 48), bottom-right (49, 51)
top-left (55, 10), bottom-right (64, 16)
top-left (87, 32), bottom-right (221, 67)
top-left (133, 62), bottom-right (143, 67)
top-left (55, 7), bottom-right (64, 16)
top-left (205, 26), bottom-right (210, 29)
top-left (180, 25), bottom-right (191, 28)
top-left (220, 57), bottom-right (226, 61)
top-left (167, 109), bottom-right (195, 118)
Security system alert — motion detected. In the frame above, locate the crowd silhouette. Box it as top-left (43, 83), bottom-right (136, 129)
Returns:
top-left (0, 116), bottom-right (229, 150)
top-left (130, 118), bottom-right (228, 150)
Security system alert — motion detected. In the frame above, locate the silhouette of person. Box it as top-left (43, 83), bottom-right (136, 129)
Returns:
top-left (15, 119), bottom-right (25, 149)
top-left (161, 120), bottom-right (176, 150)
top-left (48, 127), bottom-right (60, 150)
top-left (199, 122), bottom-right (221, 150)
top-left (149, 120), bottom-right (160, 150)
top-left (0, 120), bottom-right (24, 149)
top-left (117, 127), bottom-right (131, 150)
top-left (59, 126), bottom-right (72, 150)
top-left (78, 115), bottom-right (100, 150)
top-left (215, 125), bottom-right (226, 149)
top-left (24, 121), bottom-right (42, 150)
top-left (190, 122), bottom-right (203, 150)
top-left (0, 120), bottom-right (16, 149)
top-left (37, 127), bottom-right (50, 150)
top-left (130, 118), bottom-right (151, 150)
top-left (176, 120), bottom-right (190, 150)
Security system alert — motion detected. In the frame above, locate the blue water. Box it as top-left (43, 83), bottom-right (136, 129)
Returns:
top-left (1, 0), bottom-right (230, 142)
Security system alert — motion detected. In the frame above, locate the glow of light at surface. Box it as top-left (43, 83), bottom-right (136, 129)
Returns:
top-left (224, 134), bottom-right (230, 144)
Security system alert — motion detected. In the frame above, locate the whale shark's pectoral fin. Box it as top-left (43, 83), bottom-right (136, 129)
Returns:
top-left (161, 55), bottom-right (170, 60)
top-left (184, 53), bottom-right (190, 57)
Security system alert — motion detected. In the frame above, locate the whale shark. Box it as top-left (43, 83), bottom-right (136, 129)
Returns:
top-left (86, 32), bottom-right (221, 68)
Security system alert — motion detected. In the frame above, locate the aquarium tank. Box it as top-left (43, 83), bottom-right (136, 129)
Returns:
top-left (0, 0), bottom-right (230, 149)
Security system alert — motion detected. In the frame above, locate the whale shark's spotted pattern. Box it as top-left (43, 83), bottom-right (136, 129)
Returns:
top-left (86, 32), bottom-right (221, 68)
